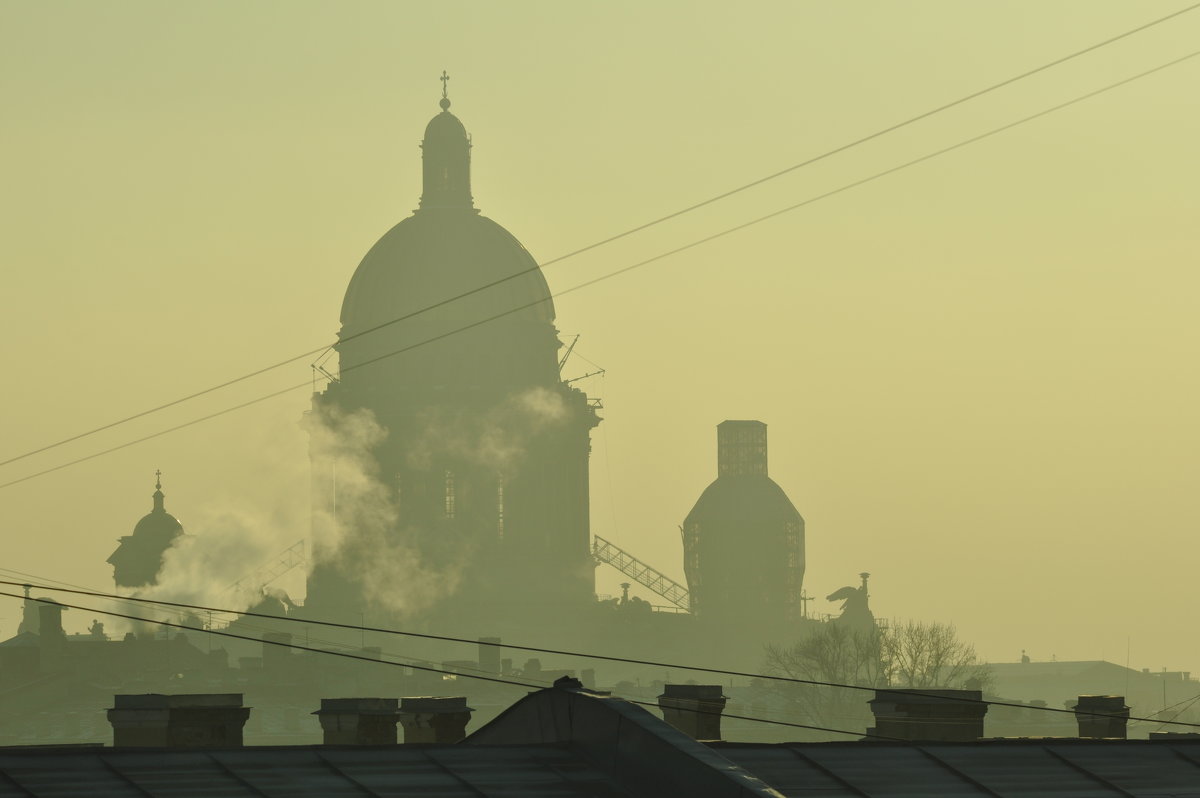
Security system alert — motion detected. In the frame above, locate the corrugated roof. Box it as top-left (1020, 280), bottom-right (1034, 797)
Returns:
top-left (0, 744), bottom-right (636, 798)
top-left (713, 740), bottom-right (1200, 797)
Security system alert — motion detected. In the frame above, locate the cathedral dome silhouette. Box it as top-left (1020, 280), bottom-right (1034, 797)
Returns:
top-left (334, 86), bottom-right (559, 392)
top-left (130, 476), bottom-right (183, 540)
top-left (107, 472), bottom-right (184, 589)
top-left (306, 77), bottom-right (601, 623)
top-left (339, 211), bottom-right (555, 337)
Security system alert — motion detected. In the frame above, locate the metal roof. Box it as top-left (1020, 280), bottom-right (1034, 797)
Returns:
top-left (0, 744), bottom-right (635, 798)
top-left (713, 739), bottom-right (1200, 797)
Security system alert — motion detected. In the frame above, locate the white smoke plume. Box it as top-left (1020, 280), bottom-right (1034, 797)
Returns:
top-left (111, 416), bottom-right (313, 635)
top-left (405, 386), bottom-right (570, 472)
top-left (115, 386), bottom-right (572, 634)
top-left (306, 403), bottom-right (465, 618)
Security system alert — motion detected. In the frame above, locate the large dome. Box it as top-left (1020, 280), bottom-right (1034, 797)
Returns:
top-left (331, 95), bottom-right (561, 394)
top-left (339, 209), bottom-right (555, 337)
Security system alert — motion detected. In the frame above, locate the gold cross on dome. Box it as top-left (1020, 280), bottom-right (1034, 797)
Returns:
top-left (440, 70), bottom-right (450, 99)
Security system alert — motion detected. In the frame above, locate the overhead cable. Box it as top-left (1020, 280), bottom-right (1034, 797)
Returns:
top-left (0, 590), bottom-right (895, 741)
top-left (3, 47), bottom-right (1199, 491)
top-left (2, 2), bottom-right (1196, 470)
top-left (6, 579), bottom-right (1196, 730)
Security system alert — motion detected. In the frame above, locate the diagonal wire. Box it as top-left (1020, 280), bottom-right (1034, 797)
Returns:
top-left (8, 579), bottom-right (1200, 730)
top-left (2, 46), bottom-right (1199, 491)
top-left (0, 589), bottom-right (896, 741)
top-left (2, 1), bottom-right (1197, 471)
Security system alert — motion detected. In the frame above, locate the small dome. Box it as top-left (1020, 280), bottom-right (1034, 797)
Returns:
top-left (131, 505), bottom-right (183, 539)
top-left (108, 474), bottom-right (185, 589)
top-left (424, 110), bottom-right (467, 142)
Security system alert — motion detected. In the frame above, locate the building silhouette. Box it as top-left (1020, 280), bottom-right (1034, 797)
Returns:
top-left (304, 83), bottom-right (599, 630)
top-left (683, 421), bottom-right (805, 628)
top-left (106, 472), bottom-right (184, 589)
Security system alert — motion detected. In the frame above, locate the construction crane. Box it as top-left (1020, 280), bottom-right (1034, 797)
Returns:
top-left (592, 535), bottom-right (690, 611)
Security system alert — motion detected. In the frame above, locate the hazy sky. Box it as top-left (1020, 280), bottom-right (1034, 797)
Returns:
top-left (2, 1), bottom-right (1198, 671)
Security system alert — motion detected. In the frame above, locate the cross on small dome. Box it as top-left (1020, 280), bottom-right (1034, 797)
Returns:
top-left (439, 70), bottom-right (451, 110)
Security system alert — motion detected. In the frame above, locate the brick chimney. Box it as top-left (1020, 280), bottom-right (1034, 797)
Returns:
top-left (398, 697), bottom-right (474, 743)
top-left (478, 637), bottom-right (501, 674)
top-left (314, 698), bottom-right (400, 745)
top-left (868, 689), bottom-right (987, 741)
top-left (37, 601), bottom-right (66, 642)
top-left (1074, 695), bottom-right (1129, 739)
top-left (657, 684), bottom-right (727, 741)
top-left (108, 694), bottom-right (250, 748)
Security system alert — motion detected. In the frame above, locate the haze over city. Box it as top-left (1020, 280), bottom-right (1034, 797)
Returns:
top-left (2, 0), bottom-right (1198, 679)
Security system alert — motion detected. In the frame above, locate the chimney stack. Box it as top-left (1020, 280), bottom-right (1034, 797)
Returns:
top-left (314, 698), bottom-right (400, 745)
top-left (398, 697), bottom-right (474, 743)
top-left (1074, 695), bottom-right (1129, 739)
top-left (478, 637), bottom-right (501, 674)
top-left (657, 684), bottom-right (727, 741)
top-left (108, 694), bottom-right (250, 748)
top-left (868, 689), bottom-right (987, 741)
top-left (37, 601), bottom-right (66, 641)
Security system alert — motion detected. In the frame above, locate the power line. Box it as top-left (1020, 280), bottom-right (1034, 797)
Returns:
top-left (3, 46), bottom-right (1198, 492)
top-left (1136, 692), bottom-right (1200, 730)
top-left (0, 590), bottom-right (892, 741)
top-left (3, 2), bottom-right (1195, 472)
top-left (7, 579), bottom-right (1197, 730)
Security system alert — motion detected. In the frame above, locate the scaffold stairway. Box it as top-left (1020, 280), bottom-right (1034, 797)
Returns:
top-left (592, 535), bottom-right (690, 610)
top-left (225, 539), bottom-right (307, 597)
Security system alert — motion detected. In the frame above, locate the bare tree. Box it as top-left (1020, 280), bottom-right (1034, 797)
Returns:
top-left (762, 623), bottom-right (886, 736)
top-left (883, 619), bottom-right (993, 691)
top-left (761, 619), bottom-right (992, 737)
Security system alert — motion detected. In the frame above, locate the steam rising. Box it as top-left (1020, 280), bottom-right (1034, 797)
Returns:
top-left (307, 403), bottom-right (464, 618)
top-left (119, 387), bottom-right (571, 630)
top-left (406, 386), bottom-right (569, 471)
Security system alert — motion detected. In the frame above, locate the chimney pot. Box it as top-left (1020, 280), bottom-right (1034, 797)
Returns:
top-left (867, 689), bottom-right (987, 741)
top-left (657, 684), bottom-right (727, 741)
top-left (314, 698), bottom-right (400, 745)
top-left (108, 694), bottom-right (250, 748)
top-left (398, 696), bottom-right (474, 743)
top-left (1074, 695), bottom-right (1129, 739)
top-left (37, 602), bottom-right (66, 642)
top-left (478, 637), bottom-right (501, 674)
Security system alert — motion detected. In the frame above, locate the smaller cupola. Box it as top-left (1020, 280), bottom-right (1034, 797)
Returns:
top-left (419, 71), bottom-right (474, 210)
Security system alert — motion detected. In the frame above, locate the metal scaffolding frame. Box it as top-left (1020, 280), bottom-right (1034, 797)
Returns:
top-left (592, 535), bottom-right (690, 610)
